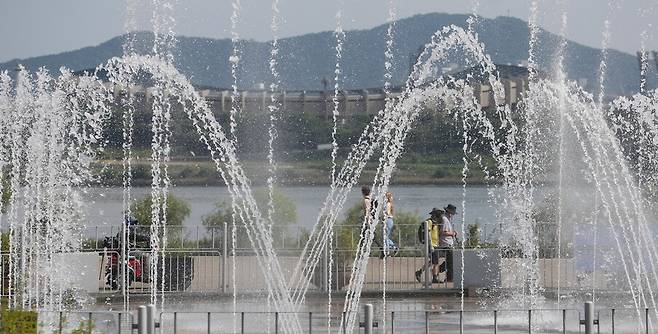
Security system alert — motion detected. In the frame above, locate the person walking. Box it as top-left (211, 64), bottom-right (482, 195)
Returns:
top-left (415, 208), bottom-right (443, 284)
top-left (359, 186), bottom-right (382, 252)
top-left (438, 204), bottom-right (458, 283)
top-left (383, 191), bottom-right (399, 256)
top-left (361, 185), bottom-right (372, 220)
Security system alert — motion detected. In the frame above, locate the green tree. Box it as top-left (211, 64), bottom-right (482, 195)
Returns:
top-left (202, 202), bottom-right (232, 228)
top-left (203, 187), bottom-right (297, 227)
top-left (129, 193), bottom-right (191, 248)
top-left (252, 187), bottom-right (297, 226)
top-left (202, 187), bottom-right (305, 248)
top-left (130, 193), bottom-right (191, 227)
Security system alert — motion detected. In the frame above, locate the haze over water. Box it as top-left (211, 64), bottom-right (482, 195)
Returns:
top-left (81, 185), bottom-right (498, 230)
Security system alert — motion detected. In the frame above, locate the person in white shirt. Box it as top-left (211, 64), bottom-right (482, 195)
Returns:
top-left (438, 204), bottom-right (458, 283)
top-left (383, 191), bottom-right (399, 256)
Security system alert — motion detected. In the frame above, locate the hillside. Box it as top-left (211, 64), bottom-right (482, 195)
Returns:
top-left (0, 13), bottom-right (652, 96)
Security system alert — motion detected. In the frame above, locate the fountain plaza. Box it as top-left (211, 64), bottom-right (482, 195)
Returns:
top-left (0, 0), bottom-right (657, 333)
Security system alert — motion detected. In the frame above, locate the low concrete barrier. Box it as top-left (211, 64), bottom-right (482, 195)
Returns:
top-left (453, 249), bottom-right (577, 290)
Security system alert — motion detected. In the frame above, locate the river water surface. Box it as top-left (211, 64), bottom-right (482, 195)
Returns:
top-left (82, 185), bottom-right (501, 235)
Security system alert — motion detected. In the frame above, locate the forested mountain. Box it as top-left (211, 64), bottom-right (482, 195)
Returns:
top-left (1, 13), bottom-right (651, 96)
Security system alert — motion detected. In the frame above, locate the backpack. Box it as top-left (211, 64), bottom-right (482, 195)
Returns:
top-left (418, 218), bottom-right (443, 244)
top-left (418, 219), bottom-right (431, 244)
top-left (370, 199), bottom-right (379, 219)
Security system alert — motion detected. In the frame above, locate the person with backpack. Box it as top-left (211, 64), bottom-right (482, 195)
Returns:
top-left (438, 204), bottom-right (458, 283)
top-left (362, 185), bottom-right (372, 219)
top-left (359, 185), bottom-right (382, 254)
top-left (415, 208), bottom-right (444, 284)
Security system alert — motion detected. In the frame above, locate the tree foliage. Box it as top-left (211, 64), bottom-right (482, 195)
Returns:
top-left (130, 193), bottom-right (191, 226)
top-left (202, 187), bottom-right (305, 248)
top-left (203, 187), bottom-right (297, 227)
top-left (101, 108), bottom-right (471, 159)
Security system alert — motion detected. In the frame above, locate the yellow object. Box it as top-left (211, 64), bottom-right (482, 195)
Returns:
top-left (425, 219), bottom-right (441, 248)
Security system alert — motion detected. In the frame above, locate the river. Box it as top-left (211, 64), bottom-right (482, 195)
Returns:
top-left (83, 185), bottom-right (500, 234)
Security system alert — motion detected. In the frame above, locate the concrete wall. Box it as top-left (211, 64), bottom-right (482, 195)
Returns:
top-left (453, 250), bottom-right (577, 290)
top-left (339, 257), bottom-right (427, 290)
top-left (54, 252), bottom-right (102, 293)
top-left (453, 249), bottom-right (501, 289)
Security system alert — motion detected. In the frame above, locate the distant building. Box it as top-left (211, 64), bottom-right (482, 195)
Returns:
top-left (445, 64), bottom-right (537, 109)
top-left (76, 64), bottom-right (533, 117)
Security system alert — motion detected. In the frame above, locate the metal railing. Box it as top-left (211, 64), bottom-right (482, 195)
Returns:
top-left (152, 304), bottom-right (655, 334)
top-left (81, 224), bottom-right (310, 251)
top-left (159, 310), bottom-right (359, 334)
top-left (331, 223), bottom-right (499, 251)
top-left (109, 249), bottom-right (224, 294)
top-left (100, 250), bottom-right (121, 293)
top-left (81, 223), bottom-right (457, 294)
top-left (38, 310), bottom-right (134, 334)
top-left (82, 225), bottom-right (229, 251)
top-left (24, 304), bottom-right (655, 334)
top-left (81, 222), bottom-right (557, 253)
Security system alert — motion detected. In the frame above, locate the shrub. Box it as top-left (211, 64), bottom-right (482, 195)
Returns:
top-left (1, 172), bottom-right (11, 214)
top-left (433, 169), bottom-right (448, 179)
top-left (466, 224), bottom-right (481, 248)
top-left (0, 309), bottom-right (37, 334)
top-left (131, 165), bottom-right (150, 180)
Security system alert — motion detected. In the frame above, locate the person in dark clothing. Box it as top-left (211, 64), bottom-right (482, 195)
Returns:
top-left (358, 186), bottom-right (383, 256)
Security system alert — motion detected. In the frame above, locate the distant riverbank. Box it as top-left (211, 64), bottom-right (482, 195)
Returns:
top-left (93, 158), bottom-right (493, 187)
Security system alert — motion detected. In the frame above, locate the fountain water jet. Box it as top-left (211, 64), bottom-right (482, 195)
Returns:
top-left (0, 68), bottom-right (110, 311)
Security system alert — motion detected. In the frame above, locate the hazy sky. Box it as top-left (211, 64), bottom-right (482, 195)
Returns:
top-left (0, 0), bottom-right (656, 62)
